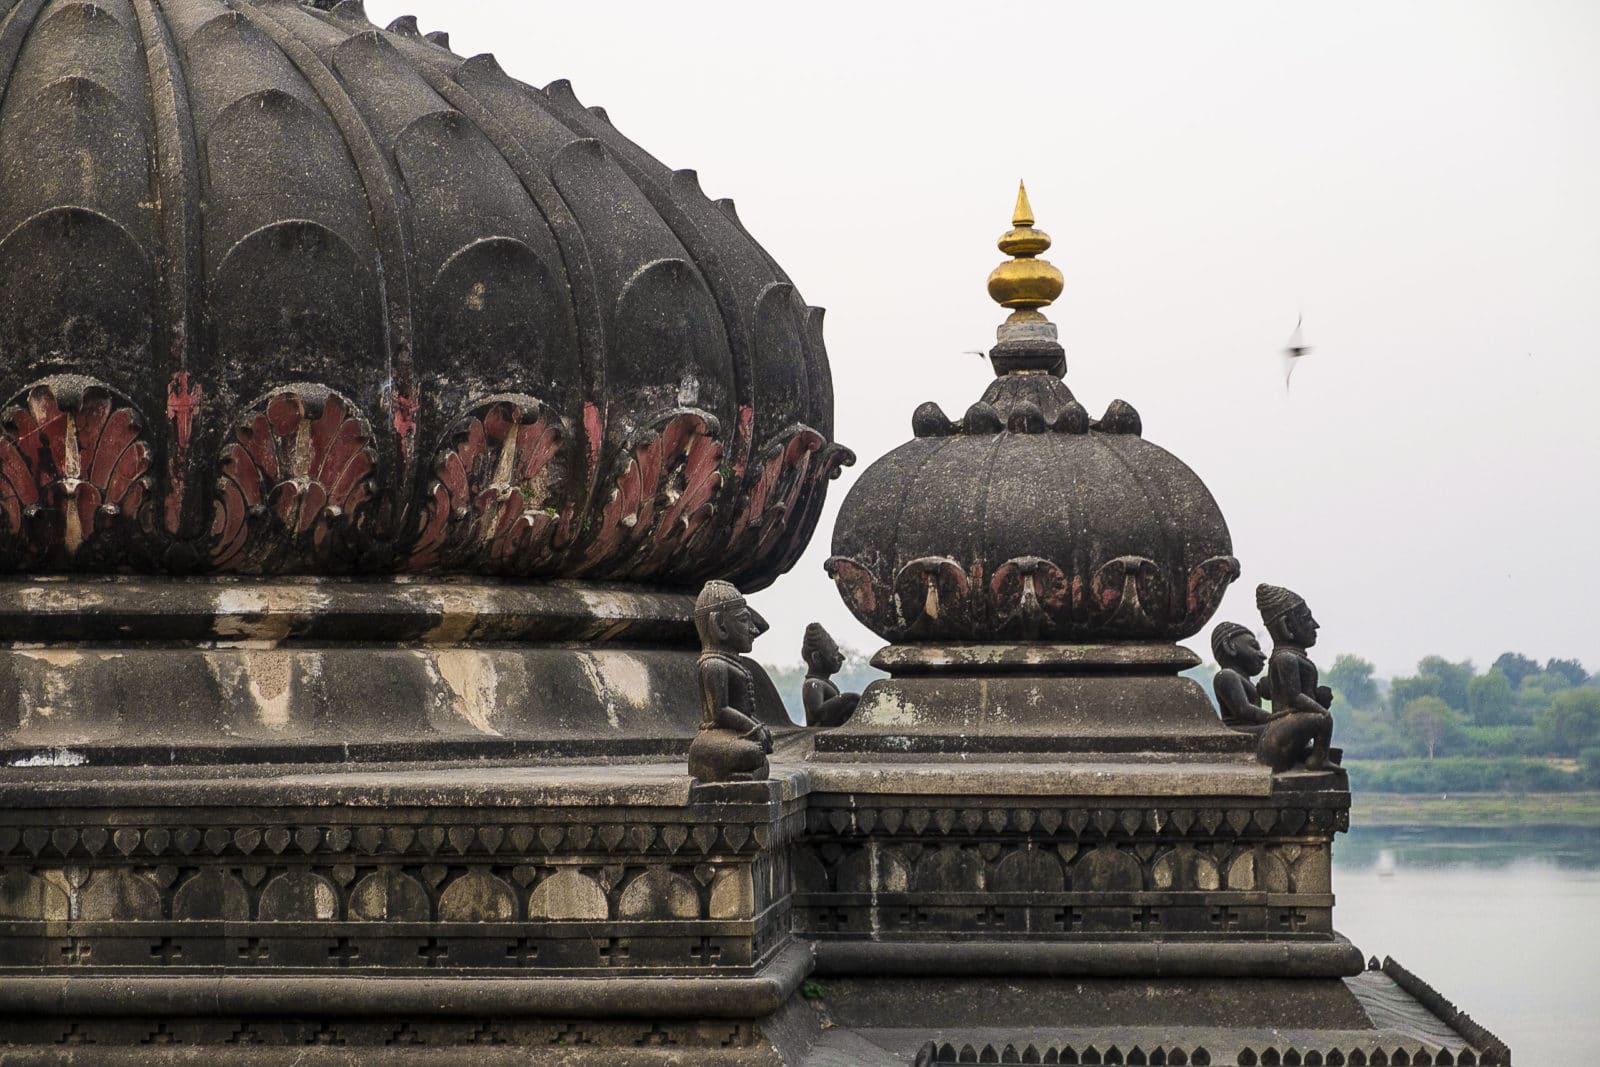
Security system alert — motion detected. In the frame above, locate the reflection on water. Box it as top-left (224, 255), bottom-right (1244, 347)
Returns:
top-left (1339, 824), bottom-right (1600, 870)
top-left (1335, 825), bottom-right (1600, 1066)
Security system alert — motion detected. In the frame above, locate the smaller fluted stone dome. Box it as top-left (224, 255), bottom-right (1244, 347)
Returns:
top-left (827, 189), bottom-right (1238, 644)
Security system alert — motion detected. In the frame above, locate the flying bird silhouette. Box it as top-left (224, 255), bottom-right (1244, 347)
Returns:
top-left (1282, 312), bottom-right (1312, 393)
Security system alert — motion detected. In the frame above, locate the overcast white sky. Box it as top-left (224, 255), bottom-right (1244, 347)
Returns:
top-left (370, 1), bottom-right (1599, 677)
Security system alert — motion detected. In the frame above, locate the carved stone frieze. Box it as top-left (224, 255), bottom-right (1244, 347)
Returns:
top-left (828, 552), bottom-right (1240, 644)
top-left (0, 802), bottom-right (803, 978)
top-left (0, 381), bottom-right (849, 586)
top-left (0, 1015), bottom-right (765, 1053)
top-left (793, 795), bottom-right (1346, 942)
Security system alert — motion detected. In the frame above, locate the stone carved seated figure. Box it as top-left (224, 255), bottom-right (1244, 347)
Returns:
top-left (1210, 620), bottom-right (1273, 733)
top-left (1254, 583), bottom-right (1335, 773)
top-left (686, 580), bottom-right (774, 783)
top-left (801, 623), bottom-right (860, 728)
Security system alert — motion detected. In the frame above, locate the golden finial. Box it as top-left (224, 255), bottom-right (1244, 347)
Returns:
top-left (986, 181), bottom-right (1064, 319)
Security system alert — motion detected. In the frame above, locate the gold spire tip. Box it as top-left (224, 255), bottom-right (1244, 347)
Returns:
top-left (1012, 181), bottom-right (1034, 227)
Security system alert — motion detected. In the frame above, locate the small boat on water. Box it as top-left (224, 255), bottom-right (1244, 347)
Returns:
top-left (1376, 848), bottom-right (1398, 877)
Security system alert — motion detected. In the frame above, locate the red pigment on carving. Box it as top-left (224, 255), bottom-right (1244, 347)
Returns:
top-left (409, 399), bottom-right (565, 572)
top-left (164, 372), bottom-right (201, 533)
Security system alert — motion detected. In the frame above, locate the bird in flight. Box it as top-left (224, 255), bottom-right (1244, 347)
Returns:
top-left (1283, 312), bottom-right (1312, 393)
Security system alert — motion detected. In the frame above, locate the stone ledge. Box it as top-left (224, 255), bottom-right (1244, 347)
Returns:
top-left (0, 578), bottom-right (697, 645)
top-left (0, 939), bottom-right (814, 1019)
top-left (0, 763), bottom-right (813, 808)
top-left (811, 935), bottom-right (1366, 979)
top-left (805, 760), bottom-right (1275, 797)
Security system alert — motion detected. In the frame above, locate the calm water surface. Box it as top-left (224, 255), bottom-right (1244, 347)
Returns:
top-left (1334, 826), bottom-right (1600, 1066)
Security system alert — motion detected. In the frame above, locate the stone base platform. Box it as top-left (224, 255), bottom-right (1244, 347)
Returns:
top-left (0, 755), bottom-right (1505, 1064)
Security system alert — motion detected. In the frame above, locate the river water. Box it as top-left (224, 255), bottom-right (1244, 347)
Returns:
top-left (1334, 825), bottom-right (1600, 1065)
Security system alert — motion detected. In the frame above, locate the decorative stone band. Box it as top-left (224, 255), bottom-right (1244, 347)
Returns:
top-left (794, 792), bottom-right (1352, 968)
top-left (918, 1031), bottom-right (1494, 1067)
top-left (826, 551), bottom-right (1240, 643)
top-left (0, 377), bottom-right (852, 587)
top-left (0, 786), bottom-right (806, 984)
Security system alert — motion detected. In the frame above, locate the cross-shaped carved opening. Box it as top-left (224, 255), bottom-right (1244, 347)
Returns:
top-left (149, 938), bottom-right (183, 965)
top-left (506, 937), bottom-right (540, 965)
top-left (690, 937), bottom-right (722, 966)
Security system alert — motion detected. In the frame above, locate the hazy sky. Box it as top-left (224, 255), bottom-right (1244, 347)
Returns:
top-left (370, 1), bottom-right (1599, 677)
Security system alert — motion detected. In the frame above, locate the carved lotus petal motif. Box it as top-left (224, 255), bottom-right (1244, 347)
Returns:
top-left (408, 396), bottom-right (569, 575)
top-left (210, 386), bottom-right (376, 573)
top-left (990, 556), bottom-right (1070, 639)
top-left (1180, 555), bottom-right (1243, 633)
top-left (0, 378), bottom-right (153, 568)
top-left (659, 825), bottom-right (689, 854)
top-left (893, 557), bottom-right (973, 640)
top-left (1090, 556), bottom-right (1168, 634)
top-left (824, 557), bottom-right (888, 633)
top-left (575, 410), bottom-right (725, 582)
top-left (721, 425), bottom-right (825, 569)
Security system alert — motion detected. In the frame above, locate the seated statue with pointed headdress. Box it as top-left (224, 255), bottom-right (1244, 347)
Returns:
top-left (686, 580), bottom-right (774, 783)
top-left (1253, 583), bottom-right (1334, 773)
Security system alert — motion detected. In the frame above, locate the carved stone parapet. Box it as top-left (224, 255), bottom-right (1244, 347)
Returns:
top-left (0, 773), bottom-right (806, 985)
top-left (792, 784), bottom-right (1352, 973)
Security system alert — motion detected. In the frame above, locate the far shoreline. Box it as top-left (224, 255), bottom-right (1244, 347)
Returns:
top-left (1351, 791), bottom-right (1600, 829)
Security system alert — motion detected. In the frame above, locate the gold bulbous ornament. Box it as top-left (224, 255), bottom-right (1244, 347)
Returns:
top-left (986, 181), bottom-right (1064, 313)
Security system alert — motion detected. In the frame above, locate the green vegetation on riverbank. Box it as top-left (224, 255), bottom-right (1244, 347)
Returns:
top-left (1345, 757), bottom-right (1587, 793)
top-left (1351, 790), bottom-right (1600, 828)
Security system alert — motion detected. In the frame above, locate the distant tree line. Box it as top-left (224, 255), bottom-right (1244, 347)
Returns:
top-left (1187, 651), bottom-right (1600, 790)
top-left (1323, 652), bottom-right (1600, 767)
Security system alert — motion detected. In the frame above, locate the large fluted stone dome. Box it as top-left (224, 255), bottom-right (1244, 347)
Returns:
top-left (0, 0), bottom-right (848, 587)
